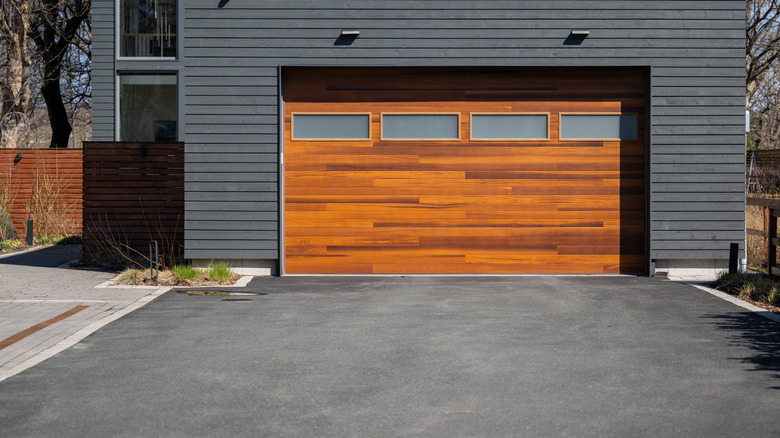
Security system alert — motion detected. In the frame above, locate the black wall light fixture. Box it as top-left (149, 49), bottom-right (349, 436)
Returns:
top-left (570, 29), bottom-right (590, 38)
top-left (564, 29), bottom-right (590, 45)
top-left (340, 29), bottom-right (360, 38)
top-left (335, 29), bottom-right (360, 46)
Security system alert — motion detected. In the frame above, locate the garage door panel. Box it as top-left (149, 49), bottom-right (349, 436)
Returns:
top-left (284, 68), bottom-right (646, 274)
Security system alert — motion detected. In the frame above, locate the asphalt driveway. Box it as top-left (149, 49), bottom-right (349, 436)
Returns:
top-left (1, 276), bottom-right (779, 437)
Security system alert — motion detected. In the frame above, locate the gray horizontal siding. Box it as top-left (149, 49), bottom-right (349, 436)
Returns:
top-left (96, 0), bottom-right (746, 264)
top-left (91, 1), bottom-right (114, 142)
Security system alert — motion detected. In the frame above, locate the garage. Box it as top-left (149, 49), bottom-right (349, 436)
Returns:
top-left (283, 68), bottom-right (646, 274)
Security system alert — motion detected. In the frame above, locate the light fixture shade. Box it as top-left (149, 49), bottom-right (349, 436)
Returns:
top-left (340, 29), bottom-right (360, 38)
top-left (570, 29), bottom-right (590, 37)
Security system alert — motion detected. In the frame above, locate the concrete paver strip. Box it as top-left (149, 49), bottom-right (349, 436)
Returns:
top-left (0, 245), bottom-right (168, 381)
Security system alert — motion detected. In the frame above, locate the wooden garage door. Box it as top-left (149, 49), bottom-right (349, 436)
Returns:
top-left (283, 68), bottom-right (645, 274)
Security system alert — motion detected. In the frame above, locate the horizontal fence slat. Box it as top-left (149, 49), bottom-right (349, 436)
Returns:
top-left (0, 149), bottom-right (83, 237)
top-left (82, 142), bottom-right (184, 256)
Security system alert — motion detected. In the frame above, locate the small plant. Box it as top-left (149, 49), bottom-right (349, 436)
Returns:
top-left (207, 261), bottom-right (234, 282)
top-left (710, 271), bottom-right (780, 311)
top-left (115, 268), bottom-right (145, 285)
top-left (56, 235), bottom-right (83, 245)
top-left (769, 287), bottom-right (780, 306)
top-left (38, 236), bottom-right (54, 245)
top-left (1, 239), bottom-right (22, 250)
top-left (172, 264), bottom-right (199, 281)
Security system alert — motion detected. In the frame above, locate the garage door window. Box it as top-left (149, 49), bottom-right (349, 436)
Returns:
top-left (470, 113), bottom-right (549, 141)
top-left (559, 114), bottom-right (637, 140)
top-left (381, 114), bottom-right (460, 140)
top-left (291, 114), bottom-right (371, 141)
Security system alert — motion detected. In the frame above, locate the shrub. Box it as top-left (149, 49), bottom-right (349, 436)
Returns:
top-left (711, 271), bottom-right (780, 309)
top-left (115, 268), bottom-right (145, 285)
top-left (172, 264), bottom-right (199, 281)
top-left (207, 261), bottom-right (234, 282)
top-left (56, 235), bottom-right (83, 245)
top-left (1, 239), bottom-right (22, 250)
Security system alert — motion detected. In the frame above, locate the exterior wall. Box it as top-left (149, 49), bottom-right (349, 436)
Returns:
top-left (93, 0), bottom-right (747, 273)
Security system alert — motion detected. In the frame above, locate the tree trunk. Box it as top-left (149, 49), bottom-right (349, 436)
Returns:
top-left (41, 67), bottom-right (71, 149)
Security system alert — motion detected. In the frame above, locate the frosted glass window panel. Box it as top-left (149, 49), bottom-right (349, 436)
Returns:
top-left (471, 114), bottom-right (548, 140)
top-left (382, 114), bottom-right (460, 140)
top-left (292, 114), bottom-right (370, 140)
top-left (120, 0), bottom-right (177, 57)
top-left (560, 114), bottom-right (637, 140)
top-left (119, 74), bottom-right (177, 141)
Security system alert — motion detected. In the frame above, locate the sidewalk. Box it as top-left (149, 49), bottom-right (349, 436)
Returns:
top-left (0, 245), bottom-right (168, 380)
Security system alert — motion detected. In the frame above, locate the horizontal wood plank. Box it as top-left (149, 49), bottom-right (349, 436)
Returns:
top-left (284, 68), bottom-right (646, 274)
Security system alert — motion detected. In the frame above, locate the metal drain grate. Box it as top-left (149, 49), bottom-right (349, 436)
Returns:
top-left (178, 290), bottom-right (266, 296)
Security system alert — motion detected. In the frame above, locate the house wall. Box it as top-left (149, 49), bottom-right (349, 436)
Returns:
top-left (93, 0), bottom-right (747, 276)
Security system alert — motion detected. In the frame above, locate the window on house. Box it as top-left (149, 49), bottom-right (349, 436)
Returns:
top-left (120, 0), bottom-right (177, 58)
top-left (119, 74), bottom-right (177, 141)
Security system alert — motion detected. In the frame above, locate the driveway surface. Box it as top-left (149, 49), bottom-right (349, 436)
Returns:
top-left (1, 275), bottom-right (779, 437)
top-left (0, 246), bottom-right (167, 380)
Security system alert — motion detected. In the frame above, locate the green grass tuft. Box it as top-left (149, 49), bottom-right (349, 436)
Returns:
top-left (710, 271), bottom-right (780, 309)
top-left (115, 268), bottom-right (145, 285)
top-left (207, 261), bottom-right (234, 282)
top-left (1, 239), bottom-right (22, 250)
top-left (172, 264), bottom-right (200, 281)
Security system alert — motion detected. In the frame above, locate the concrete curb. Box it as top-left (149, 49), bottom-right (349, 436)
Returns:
top-left (0, 244), bottom-right (53, 260)
top-left (95, 275), bottom-right (255, 289)
top-left (687, 282), bottom-right (780, 324)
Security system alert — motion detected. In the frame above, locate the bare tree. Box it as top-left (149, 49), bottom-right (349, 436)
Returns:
top-left (747, 0), bottom-right (780, 149)
top-left (0, 0), bottom-right (33, 148)
top-left (0, 0), bottom-right (90, 149)
top-left (28, 0), bottom-right (90, 148)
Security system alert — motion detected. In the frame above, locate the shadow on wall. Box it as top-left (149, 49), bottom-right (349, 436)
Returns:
top-left (704, 312), bottom-right (780, 389)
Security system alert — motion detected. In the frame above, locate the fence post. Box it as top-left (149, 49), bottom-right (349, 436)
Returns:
top-left (765, 206), bottom-right (770, 270)
top-left (769, 207), bottom-right (778, 277)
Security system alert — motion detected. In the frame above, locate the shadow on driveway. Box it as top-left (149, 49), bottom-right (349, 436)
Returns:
top-left (704, 312), bottom-right (780, 388)
top-left (0, 245), bottom-right (82, 268)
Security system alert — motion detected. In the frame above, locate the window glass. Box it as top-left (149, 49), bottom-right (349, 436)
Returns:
top-left (471, 114), bottom-right (548, 140)
top-left (292, 114), bottom-right (371, 140)
top-left (560, 114), bottom-right (637, 140)
top-left (382, 114), bottom-right (460, 140)
top-left (119, 74), bottom-right (177, 141)
top-left (120, 0), bottom-right (177, 58)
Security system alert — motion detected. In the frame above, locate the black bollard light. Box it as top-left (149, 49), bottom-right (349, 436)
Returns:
top-left (26, 219), bottom-right (33, 246)
top-left (729, 242), bottom-right (739, 274)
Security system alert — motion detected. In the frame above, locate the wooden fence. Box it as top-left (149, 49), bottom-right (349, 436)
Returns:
top-left (82, 142), bottom-right (184, 259)
top-left (0, 149), bottom-right (83, 239)
top-left (746, 197), bottom-right (780, 274)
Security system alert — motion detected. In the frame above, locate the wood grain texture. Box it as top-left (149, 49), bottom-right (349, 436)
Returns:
top-left (0, 149), bottom-right (83, 238)
top-left (82, 142), bottom-right (184, 255)
top-left (284, 68), bottom-right (646, 274)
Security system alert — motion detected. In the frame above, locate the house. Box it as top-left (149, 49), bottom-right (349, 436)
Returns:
top-left (93, 1), bottom-right (746, 276)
